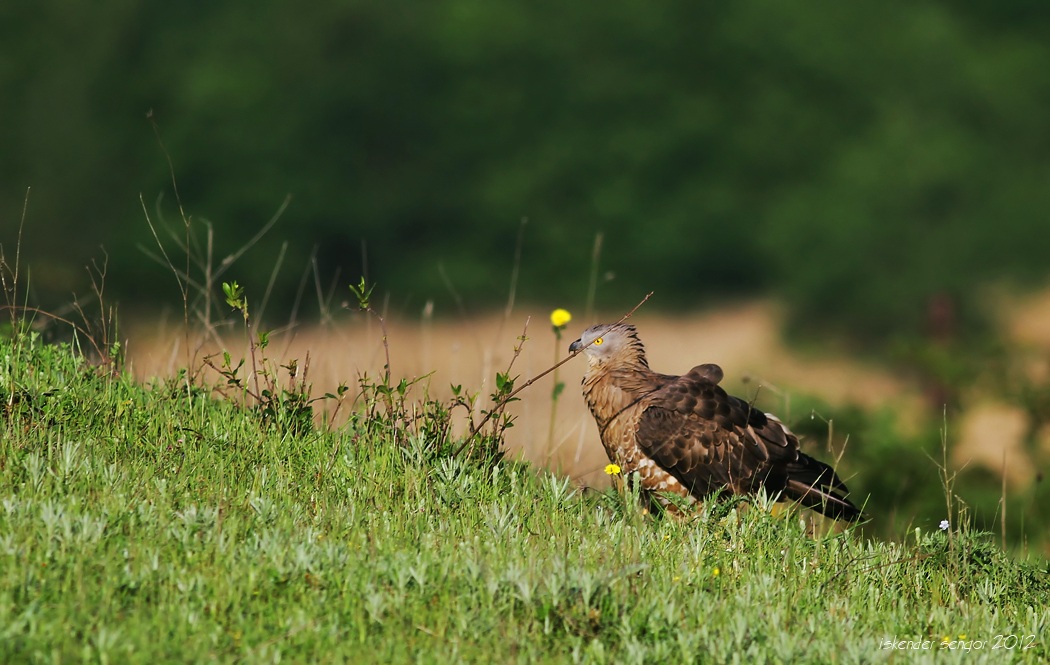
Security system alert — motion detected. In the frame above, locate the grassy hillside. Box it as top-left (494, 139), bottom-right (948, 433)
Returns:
top-left (1, 333), bottom-right (1047, 663)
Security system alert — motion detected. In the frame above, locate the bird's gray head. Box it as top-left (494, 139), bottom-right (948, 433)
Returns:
top-left (568, 322), bottom-right (647, 365)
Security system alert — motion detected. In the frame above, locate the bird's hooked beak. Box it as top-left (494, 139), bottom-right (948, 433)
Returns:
top-left (568, 338), bottom-right (583, 353)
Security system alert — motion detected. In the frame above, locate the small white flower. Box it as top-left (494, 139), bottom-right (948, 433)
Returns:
top-left (939, 519), bottom-right (950, 531)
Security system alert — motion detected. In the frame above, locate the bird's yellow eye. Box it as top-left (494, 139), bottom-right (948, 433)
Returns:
top-left (594, 337), bottom-right (603, 345)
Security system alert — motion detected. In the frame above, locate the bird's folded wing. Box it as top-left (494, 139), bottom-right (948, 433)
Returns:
top-left (634, 373), bottom-right (798, 494)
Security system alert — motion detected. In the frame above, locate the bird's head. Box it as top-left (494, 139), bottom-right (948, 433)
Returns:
top-left (568, 322), bottom-right (647, 366)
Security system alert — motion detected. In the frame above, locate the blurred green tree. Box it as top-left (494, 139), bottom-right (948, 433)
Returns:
top-left (2, 1), bottom-right (1049, 342)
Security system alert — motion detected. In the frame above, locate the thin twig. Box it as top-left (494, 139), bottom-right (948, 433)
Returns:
top-left (0, 306), bottom-right (106, 359)
top-left (211, 194), bottom-right (292, 284)
top-left (258, 240), bottom-right (288, 325)
top-left (585, 232), bottom-right (603, 323)
top-left (140, 195), bottom-right (187, 310)
top-left (462, 317), bottom-right (531, 460)
top-left (146, 111), bottom-right (191, 333)
top-left (496, 217), bottom-right (527, 342)
top-left (454, 291), bottom-right (654, 457)
top-left (12, 188), bottom-right (30, 331)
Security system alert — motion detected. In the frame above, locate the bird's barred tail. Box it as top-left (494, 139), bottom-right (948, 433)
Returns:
top-left (783, 454), bottom-right (864, 522)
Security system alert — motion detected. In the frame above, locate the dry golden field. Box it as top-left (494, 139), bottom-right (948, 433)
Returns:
top-left (124, 288), bottom-right (1050, 495)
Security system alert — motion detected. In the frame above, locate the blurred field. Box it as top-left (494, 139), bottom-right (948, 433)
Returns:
top-left (125, 301), bottom-right (927, 490)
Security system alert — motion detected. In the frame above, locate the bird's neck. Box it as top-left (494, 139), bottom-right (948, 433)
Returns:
top-left (581, 356), bottom-right (657, 432)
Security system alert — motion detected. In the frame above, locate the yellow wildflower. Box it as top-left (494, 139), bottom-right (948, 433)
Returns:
top-left (712, 567), bottom-right (720, 577)
top-left (604, 463), bottom-right (621, 476)
top-left (550, 308), bottom-right (572, 329)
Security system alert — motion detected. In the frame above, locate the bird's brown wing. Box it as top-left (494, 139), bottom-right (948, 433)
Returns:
top-left (634, 366), bottom-right (798, 497)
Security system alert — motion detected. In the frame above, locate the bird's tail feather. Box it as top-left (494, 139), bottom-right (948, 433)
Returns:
top-left (783, 454), bottom-right (864, 522)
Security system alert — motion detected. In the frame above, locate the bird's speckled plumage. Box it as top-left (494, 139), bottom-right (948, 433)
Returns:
top-left (569, 322), bottom-right (862, 520)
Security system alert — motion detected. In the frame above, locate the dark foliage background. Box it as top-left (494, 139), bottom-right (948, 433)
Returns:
top-left (3, 2), bottom-right (1050, 339)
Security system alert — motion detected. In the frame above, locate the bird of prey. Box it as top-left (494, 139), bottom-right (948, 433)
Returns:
top-left (569, 322), bottom-right (862, 521)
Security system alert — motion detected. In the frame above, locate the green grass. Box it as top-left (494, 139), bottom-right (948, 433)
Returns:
top-left (1, 333), bottom-right (1048, 664)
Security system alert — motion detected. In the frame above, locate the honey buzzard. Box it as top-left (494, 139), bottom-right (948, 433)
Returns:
top-left (569, 322), bottom-right (862, 521)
